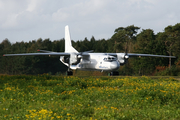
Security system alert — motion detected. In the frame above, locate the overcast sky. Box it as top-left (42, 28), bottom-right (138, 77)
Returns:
top-left (0, 0), bottom-right (179, 43)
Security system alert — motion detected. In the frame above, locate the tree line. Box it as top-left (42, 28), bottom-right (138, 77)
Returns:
top-left (1, 23), bottom-right (180, 75)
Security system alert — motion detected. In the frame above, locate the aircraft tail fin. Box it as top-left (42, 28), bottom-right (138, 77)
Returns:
top-left (65, 25), bottom-right (78, 53)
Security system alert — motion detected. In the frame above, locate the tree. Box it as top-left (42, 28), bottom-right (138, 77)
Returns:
top-left (111, 25), bottom-right (140, 53)
top-left (133, 29), bottom-right (159, 75)
top-left (90, 36), bottom-right (96, 51)
top-left (0, 39), bottom-right (12, 74)
top-left (163, 23), bottom-right (180, 68)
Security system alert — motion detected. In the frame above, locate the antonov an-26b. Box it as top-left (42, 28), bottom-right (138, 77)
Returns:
top-left (3, 25), bottom-right (176, 75)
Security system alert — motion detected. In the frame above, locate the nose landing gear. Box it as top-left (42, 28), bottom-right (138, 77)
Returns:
top-left (109, 71), bottom-right (119, 76)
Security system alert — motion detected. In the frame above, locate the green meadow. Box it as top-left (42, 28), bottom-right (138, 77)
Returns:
top-left (0, 75), bottom-right (180, 120)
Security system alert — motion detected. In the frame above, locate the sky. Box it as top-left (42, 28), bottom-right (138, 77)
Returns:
top-left (0, 0), bottom-right (180, 43)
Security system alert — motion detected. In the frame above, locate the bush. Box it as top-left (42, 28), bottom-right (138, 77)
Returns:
top-left (155, 66), bottom-right (180, 76)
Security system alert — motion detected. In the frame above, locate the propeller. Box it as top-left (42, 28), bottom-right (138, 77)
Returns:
top-left (77, 50), bottom-right (94, 58)
top-left (73, 50), bottom-right (94, 65)
top-left (124, 48), bottom-right (129, 59)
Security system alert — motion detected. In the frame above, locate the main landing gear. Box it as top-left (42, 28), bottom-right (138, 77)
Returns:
top-left (109, 71), bottom-right (119, 76)
top-left (66, 71), bottom-right (73, 76)
top-left (66, 70), bottom-right (119, 76)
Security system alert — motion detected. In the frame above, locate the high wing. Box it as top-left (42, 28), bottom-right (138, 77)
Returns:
top-left (108, 53), bottom-right (176, 58)
top-left (127, 53), bottom-right (176, 58)
top-left (3, 52), bottom-right (70, 57)
top-left (37, 49), bottom-right (56, 53)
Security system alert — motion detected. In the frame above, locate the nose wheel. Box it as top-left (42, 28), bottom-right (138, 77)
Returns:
top-left (109, 71), bottom-right (119, 76)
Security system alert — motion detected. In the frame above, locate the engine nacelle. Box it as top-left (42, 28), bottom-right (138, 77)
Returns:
top-left (70, 53), bottom-right (78, 64)
top-left (60, 53), bottom-right (81, 67)
top-left (70, 53), bottom-right (82, 65)
top-left (116, 53), bottom-right (129, 65)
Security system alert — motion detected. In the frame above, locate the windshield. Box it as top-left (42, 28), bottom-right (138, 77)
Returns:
top-left (103, 56), bottom-right (116, 62)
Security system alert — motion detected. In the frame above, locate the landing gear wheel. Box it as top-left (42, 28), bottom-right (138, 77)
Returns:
top-left (109, 71), bottom-right (119, 76)
top-left (66, 71), bottom-right (73, 76)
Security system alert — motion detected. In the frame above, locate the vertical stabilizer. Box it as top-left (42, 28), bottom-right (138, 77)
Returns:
top-left (65, 25), bottom-right (78, 53)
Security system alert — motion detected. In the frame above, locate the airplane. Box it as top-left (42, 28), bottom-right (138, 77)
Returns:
top-left (3, 25), bottom-right (176, 76)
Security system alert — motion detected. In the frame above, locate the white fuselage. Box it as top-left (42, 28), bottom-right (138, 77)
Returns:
top-left (60, 53), bottom-right (120, 71)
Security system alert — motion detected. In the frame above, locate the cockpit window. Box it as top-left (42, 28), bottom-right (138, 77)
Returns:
top-left (103, 56), bottom-right (116, 62)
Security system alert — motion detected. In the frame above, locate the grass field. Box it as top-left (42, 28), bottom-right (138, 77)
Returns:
top-left (0, 75), bottom-right (180, 119)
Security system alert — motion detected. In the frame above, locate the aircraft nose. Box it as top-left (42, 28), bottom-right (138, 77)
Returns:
top-left (110, 61), bottom-right (120, 70)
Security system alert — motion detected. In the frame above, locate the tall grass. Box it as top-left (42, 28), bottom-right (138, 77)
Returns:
top-left (0, 75), bottom-right (180, 119)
